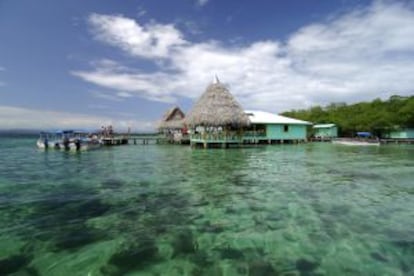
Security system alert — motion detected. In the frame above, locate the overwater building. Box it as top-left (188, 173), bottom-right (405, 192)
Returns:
top-left (185, 76), bottom-right (250, 148)
top-left (244, 110), bottom-right (312, 144)
top-left (312, 124), bottom-right (338, 139)
top-left (158, 106), bottom-right (188, 143)
top-left (173, 77), bottom-right (314, 147)
top-left (384, 127), bottom-right (414, 139)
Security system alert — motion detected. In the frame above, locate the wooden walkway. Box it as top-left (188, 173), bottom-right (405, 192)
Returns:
top-left (100, 135), bottom-right (165, 146)
top-left (100, 137), bottom-right (129, 146)
top-left (101, 135), bottom-right (414, 147)
top-left (129, 135), bottom-right (164, 145)
top-left (380, 138), bottom-right (414, 144)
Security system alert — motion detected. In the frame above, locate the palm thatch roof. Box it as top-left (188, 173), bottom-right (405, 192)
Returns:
top-left (158, 106), bottom-right (186, 130)
top-left (185, 77), bottom-right (250, 127)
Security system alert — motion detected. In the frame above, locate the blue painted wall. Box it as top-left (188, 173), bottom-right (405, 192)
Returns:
top-left (266, 124), bottom-right (308, 140)
top-left (314, 126), bottom-right (338, 138)
top-left (389, 128), bottom-right (414, 139)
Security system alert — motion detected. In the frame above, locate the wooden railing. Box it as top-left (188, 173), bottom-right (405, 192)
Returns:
top-left (190, 133), bottom-right (243, 142)
top-left (242, 131), bottom-right (267, 138)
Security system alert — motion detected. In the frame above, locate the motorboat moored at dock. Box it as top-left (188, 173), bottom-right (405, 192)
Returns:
top-left (36, 130), bottom-right (101, 151)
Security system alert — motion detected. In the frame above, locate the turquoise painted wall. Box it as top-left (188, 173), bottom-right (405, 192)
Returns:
top-left (389, 128), bottom-right (414, 139)
top-left (314, 127), bottom-right (338, 138)
top-left (265, 124), bottom-right (308, 140)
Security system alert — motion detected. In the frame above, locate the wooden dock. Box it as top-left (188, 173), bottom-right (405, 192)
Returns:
top-left (380, 138), bottom-right (414, 144)
top-left (101, 135), bottom-right (414, 147)
top-left (101, 135), bottom-right (166, 146)
top-left (101, 134), bottom-right (189, 146)
top-left (129, 135), bottom-right (165, 145)
top-left (309, 138), bottom-right (414, 145)
top-left (309, 137), bottom-right (333, 142)
top-left (100, 137), bottom-right (129, 146)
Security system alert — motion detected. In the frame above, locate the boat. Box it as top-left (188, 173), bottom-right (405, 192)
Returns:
top-left (73, 131), bottom-right (102, 151)
top-left (332, 131), bottom-right (380, 146)
top-left (37, 130), bottom-right (68, 150)
top-left (37, 130), bottom-right (101, 151)
top-left (332, 138), bottom-right (380, 146)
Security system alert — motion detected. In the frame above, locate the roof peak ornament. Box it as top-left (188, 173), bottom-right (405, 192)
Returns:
top-left (213, 74), bottom-right (220, 84)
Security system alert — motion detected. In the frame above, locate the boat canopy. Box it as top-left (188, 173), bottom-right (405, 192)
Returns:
top-left (39, 130), bottom-right (76, 138)
top-left (356, 132), bottom-right (371, 137)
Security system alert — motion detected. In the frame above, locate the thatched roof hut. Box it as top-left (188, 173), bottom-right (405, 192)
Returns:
top-left (158, 106), bottom-right (185, 130)
top-left (185, 77), bottom-right (250, 127)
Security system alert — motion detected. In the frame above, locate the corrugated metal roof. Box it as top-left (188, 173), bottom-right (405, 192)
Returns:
top-left (245, 110), bottom-right (312, 125)
top-left (313, 124), bottom-right (336, 128)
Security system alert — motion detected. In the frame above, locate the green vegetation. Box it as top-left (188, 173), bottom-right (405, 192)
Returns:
top-left (282, 95), bottom-right (414, 136)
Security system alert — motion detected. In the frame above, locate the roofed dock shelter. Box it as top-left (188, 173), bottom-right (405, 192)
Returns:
top-left (158, 106), bottom-right (189, 144)
top-left (185, 76), bottom-right (250, 149)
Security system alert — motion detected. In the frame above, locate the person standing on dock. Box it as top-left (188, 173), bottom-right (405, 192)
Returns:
top-left (101, 126), bottom-right (106, 138)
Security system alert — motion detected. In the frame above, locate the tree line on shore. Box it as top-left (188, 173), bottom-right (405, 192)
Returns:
top-left (282, 95), bottom-right (414, 137)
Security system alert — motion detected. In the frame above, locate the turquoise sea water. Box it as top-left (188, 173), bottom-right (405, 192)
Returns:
top-left (0, 135), bottom-right (413, 275)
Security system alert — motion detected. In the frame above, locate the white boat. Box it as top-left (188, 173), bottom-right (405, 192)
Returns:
top-left (73, 131), bottom-right (102, 151)
top-left (37, 130), bottom-right (101, 151)
top-left (37, 131), bottom-right (66, 150)
top-left (332, 138), bottom-right (380, 146)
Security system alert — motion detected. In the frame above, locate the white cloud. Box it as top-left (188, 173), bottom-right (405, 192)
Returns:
top-left (75, 1), bottom-right (414, 113)
top-left (87, 104), bottom-right (109, 110)
top-left (0, 106), bottom-right (156, 132)
top-left (88, 13), bottom-right (186, 59)
top-left (175, 19), bottom-right (203, 35)
top-left (117, 91), bottom-right (133, 98)
top-left (136, 7), bottom-right (147, 18)
top-left (73, 66), bottom-right (178, 103)
top-left (91, 90), bottom-right (124, 101)
top-left (196, 0), bottom-right (209, 7)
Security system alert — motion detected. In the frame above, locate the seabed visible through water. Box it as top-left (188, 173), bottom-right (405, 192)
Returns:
top-left (0, 136), bottom-right (413, 275)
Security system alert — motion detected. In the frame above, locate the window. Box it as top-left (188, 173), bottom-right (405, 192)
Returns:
top-left (284, 125), bottom-right (289, 132)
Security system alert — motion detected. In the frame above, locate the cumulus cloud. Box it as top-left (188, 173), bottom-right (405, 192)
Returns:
top-left (0, 106), bottom-right (156, 131)
top-left (88, 13), bottom-right (186, 59)
top-left (136, 6), bottom-right (147, 18)
top-left (91, 90), bottom-right (124, 102)
top-left (74, 1), bottom-right (414, 112)
top-left (196, 0), bottom-right (209, 7)
top-left (73, 65), bottom-right (179, 103)
top-left (117, 91), bottom-right (133, 98)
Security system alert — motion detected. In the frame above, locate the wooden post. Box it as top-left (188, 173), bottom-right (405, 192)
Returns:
top-left (253, 124), bottom-right (256, 144)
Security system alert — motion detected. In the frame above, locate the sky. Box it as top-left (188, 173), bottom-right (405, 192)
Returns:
top-left (1, 0), bottom-right (414, 131)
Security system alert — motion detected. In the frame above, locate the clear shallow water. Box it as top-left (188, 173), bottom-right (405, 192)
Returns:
top-left (0, 136), bottom-right (413, 275)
